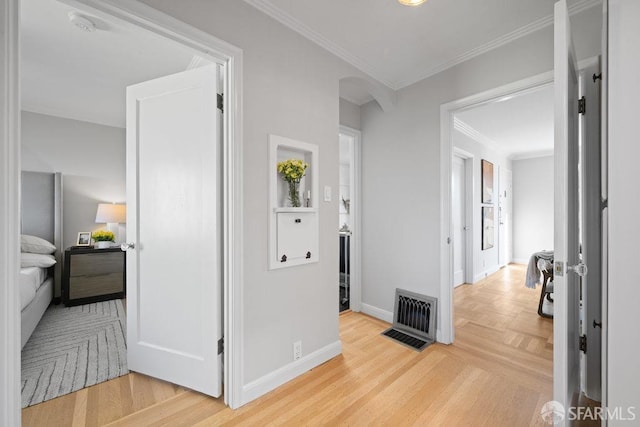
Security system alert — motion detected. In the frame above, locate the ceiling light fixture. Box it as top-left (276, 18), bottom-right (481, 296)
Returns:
top-left (398, 0), bottom-right (427, 6)
top-left (68, 11), bottom-right (96, 32)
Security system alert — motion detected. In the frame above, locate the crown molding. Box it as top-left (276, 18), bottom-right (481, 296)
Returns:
top-left (244, 0), bottom-right (601, 91)
top-left (453, 117), bottom-right (501, 153)
top-left (339, 94), bottom-right (374, 107)
top-left (243, 0), bottom-right (395, 88)
top-left (509, 149), bottom-right (554, 161)
top-left (186, 55), bottom-right (207, 70)
top-left (394, 0), bottom-right (602, 89)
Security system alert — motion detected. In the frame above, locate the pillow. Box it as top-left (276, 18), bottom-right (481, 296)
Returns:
top-left (21, 234), bottom-right (56, 255)
top-left (21, 253), bottom-right (56, 268)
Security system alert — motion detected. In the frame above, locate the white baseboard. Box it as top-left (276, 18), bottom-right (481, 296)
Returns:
top-left (361, 303), bottom-right (393, 323)
top-left (240, 340), bottom-right (342, 406)
top-left (473, 265), bottom-right (502, 283)
top-left (512, 258), bottom-right (529, 264)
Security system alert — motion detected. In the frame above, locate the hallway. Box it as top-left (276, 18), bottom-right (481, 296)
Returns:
top-left (23, 264), bottom-right (552, 426)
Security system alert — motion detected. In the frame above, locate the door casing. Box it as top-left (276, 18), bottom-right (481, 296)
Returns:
top-left (439, 71), bottom-right (553, 343)
top-left (0, 0), bottom-right (245, 423)
top-left (339, 125), bottom-right (362, 312)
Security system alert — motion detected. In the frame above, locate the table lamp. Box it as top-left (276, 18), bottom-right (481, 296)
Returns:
top-left (95, 203), bottom-right (126, 244)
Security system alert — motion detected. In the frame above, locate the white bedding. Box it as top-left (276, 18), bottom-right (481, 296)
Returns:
top-left (20, 267), bottom-right (48, 311)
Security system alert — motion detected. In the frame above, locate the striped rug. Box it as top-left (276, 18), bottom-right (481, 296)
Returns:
top-left (21, 300), bottom-right (128, 408)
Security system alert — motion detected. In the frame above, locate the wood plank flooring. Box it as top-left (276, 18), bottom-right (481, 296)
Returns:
top-left (22, 263), bottom-right (553, 426)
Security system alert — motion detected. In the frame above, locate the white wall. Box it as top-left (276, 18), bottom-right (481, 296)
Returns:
top-left (607, 0), bottom-right (640, 421)
top-left (339, 98), bottom-right (361, 130)
top-left (452, 131), bottom-right (511, 282)
top-left (360, 6), bottom-right (602, 325)
top-left (139, 0), bottom-right (376, 400)
top-left (21, 111), bottom-right (126, 251)
top-left (512, 156), bottom-right (554, 263)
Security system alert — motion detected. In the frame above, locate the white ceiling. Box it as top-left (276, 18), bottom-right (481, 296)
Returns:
top-left (21, 0), bottom-right (211, 128)
top-left (245, 0), bottom-right (599, 103)
top-left (455, 84), bottom-right (554, 159)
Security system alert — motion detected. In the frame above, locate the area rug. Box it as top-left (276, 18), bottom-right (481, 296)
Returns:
top-left (21, 300), bottom-right (128, 408)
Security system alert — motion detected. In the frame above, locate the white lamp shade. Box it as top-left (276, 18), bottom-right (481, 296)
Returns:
top-left (95, 203), bottom-right (126, 223)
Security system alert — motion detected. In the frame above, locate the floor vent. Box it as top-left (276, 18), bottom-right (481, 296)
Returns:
top-left (382, 288), bottom-right (437, 352)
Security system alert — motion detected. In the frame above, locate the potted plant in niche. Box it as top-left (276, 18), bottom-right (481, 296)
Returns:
top-left (92, 230), bottom-right (115, 249)
top-left (277, 158), bottom-right (309, 207)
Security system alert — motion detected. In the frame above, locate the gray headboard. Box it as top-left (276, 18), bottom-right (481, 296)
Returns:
top-left (21, 171), bottom-right (63, 298)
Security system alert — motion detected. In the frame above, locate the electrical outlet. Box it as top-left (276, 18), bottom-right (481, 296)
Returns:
top-left (293, 341), bottom-right (302, 361)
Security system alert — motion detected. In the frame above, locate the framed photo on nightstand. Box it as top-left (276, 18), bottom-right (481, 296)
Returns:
top-left (76, 231), bottom-right (91, 246)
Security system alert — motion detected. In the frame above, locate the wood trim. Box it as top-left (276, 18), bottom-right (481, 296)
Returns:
top-left (0, 0), bottom-right (22, 424)
top-left (8, 0), bottom-right (246, 414)
top-left (240, 340), bottom-right (342, 406)
top-left (360, 303), bottom-right (393, 324)
top-left (244, 0), bottom-right (600, 90)
top-left (439, 70), bottom-right (555, 346)
top-left (339, 126), bottom-right (362, 312)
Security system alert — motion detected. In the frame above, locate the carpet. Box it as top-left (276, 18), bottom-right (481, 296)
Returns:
top-left (21, 300), bottom-right (128, 408)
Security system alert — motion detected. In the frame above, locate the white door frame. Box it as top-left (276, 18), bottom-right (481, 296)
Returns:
top-left (339, 125), bottom-right (362, 312)
top-left (452, 147), bottom-right (474, 285)
top-left (439, 71), bottom-right (553, 344)
top-left (0, 0), bottom-right (245, 423)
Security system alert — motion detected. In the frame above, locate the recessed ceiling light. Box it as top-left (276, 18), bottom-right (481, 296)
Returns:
top-left (398, 0), bottom-right (427, 6)
top-left (68, 11), bottom-right (96, 32)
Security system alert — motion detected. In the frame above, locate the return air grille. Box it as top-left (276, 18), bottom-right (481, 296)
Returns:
top-left (382, 288), bottom-right (437, 352)
top-left (382, 328), bottom-right (430, 351)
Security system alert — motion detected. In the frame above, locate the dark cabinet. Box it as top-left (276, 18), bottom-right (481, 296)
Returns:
top-left (63, 247), bottom-right (125, 306)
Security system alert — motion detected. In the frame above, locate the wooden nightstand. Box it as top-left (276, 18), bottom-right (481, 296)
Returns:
top-left (63, 247), bottom-right (126, 306)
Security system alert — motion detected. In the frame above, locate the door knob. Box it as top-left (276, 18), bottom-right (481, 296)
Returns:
top-left (568, 263), bottom-right (588, 277)
top-left (121, 242), bottom-right (135, 251)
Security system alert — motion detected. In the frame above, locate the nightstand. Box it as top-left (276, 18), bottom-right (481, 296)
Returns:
top-left (63, 247), bottom-right (126, 306)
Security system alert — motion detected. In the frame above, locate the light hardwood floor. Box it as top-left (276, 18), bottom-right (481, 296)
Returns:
top-left (23, 264), bottom-right (553, 426)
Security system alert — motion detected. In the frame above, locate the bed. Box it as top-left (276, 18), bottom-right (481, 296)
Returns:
top-left (20, 171), bottom-right (62, 348)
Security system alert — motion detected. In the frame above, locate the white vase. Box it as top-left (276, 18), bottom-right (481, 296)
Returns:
top-left (96, 241), bottom-right (112, 249)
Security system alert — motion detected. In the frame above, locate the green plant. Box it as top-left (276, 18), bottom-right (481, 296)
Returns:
top-left (92, 230), bottom-right (115, 242)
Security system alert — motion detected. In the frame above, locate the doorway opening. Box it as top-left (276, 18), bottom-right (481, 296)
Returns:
top-left (439, 71), bottom-right (554, 344)
top-left (338, 126), bottom-right (361, 313)
top-left (4, 0), bottom-right (243, 421)
top-left (451, 149), bottom-right (473, 287)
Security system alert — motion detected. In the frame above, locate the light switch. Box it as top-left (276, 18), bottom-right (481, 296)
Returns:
top-left (324, 185), bottom-right (332, 202)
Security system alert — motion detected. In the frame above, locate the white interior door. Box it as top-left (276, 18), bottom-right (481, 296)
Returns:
top-left (554, 0), bottom-right (582, 414)
top-left (498, 168), bottom-right (512, 267)
top-left (452, 156), bottom-right (466, 287)
top-left (125, 65), bottom-right (222, 397)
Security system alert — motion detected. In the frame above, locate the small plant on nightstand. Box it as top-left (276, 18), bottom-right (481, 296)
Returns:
top-left (92, 230), bottom-right (115, 249)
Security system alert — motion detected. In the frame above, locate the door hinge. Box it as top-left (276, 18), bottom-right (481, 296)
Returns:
top-left (217, 93), bottom-right (223, 112)
top-left (601, 198), bottom-right (608, 210)
top-left (578, 96), bottom-right (586, 115)
top-left (218, 337), bottom-right (224, 355)
top-left (593, 73), bottom-right (602, 83)
top-left (579, 335), bottom-right (587, 353)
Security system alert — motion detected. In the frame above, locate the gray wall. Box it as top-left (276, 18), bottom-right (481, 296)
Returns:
top-left (140, 0), bottom-right (373, 388)
top-left (512, 156), bottom-right (554, 263)
top-left (339, 98), bottom-right (361, 130)
top-left (452, 130), bottom-right (511, 282)
top-left (21, 111), bottom-right (126, 250)
top-left (608, 0), bottom-right (640, 420)
top-left (360, 6), bottom-right (602, 326)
